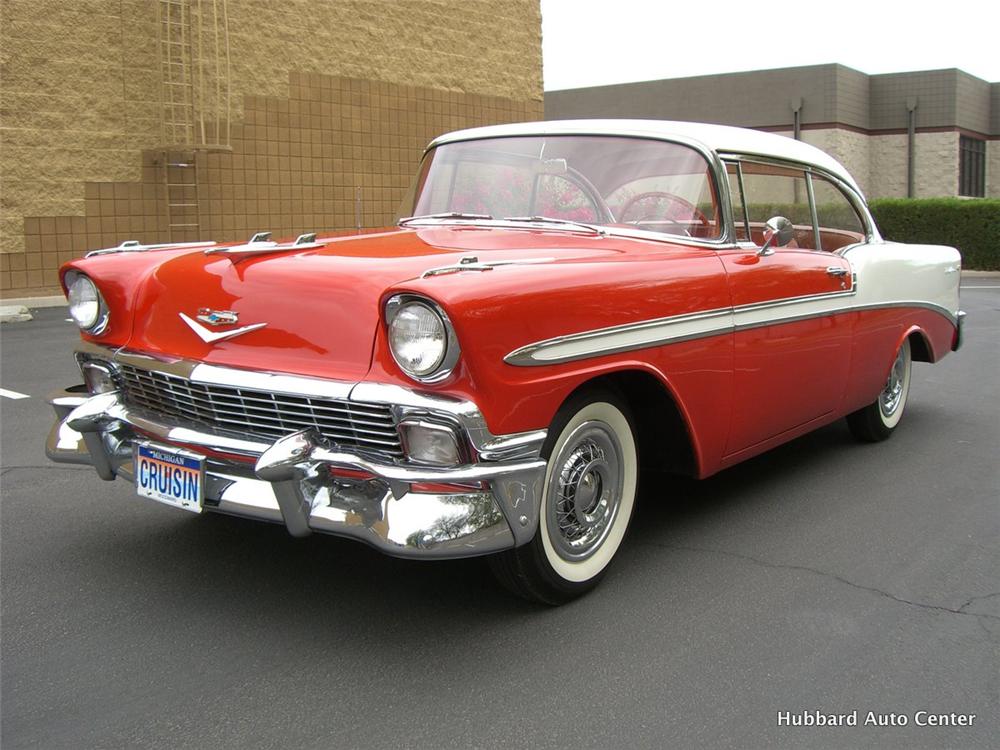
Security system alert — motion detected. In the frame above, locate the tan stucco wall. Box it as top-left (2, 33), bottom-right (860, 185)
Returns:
top-left (1, 0), bottom-right (542, 295)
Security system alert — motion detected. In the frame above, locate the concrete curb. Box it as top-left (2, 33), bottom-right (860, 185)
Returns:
top-left (0, 305), bottom-right (34, 323)
top-left (0, 295), bottom-right (66, 308)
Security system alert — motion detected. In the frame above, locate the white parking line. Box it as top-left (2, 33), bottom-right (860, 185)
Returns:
top-left (0, 388), bottom-right (30, 400)
top-left (961, 285), bottom-right (1000, 289)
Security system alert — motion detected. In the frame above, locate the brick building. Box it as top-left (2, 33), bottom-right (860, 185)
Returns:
top-left (0, 0), bottom-right (543, 298)
top-left (545, 64), bottom-right (999, 201)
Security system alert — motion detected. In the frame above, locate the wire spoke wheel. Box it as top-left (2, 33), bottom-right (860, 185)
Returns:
top-left (847, 338), bottom-right (912, 442)
top-left (488, 392), bottom-right (638, 604)
top-left (548, 425), bottom-right (623, 562)
top-left (879, 345), bottom-right (908, 419)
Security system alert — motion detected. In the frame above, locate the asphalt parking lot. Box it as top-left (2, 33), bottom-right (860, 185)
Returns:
top-left (2, 285), bottom-right (998, 750)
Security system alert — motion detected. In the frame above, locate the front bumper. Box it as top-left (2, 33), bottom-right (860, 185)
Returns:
top-left (47, 387), bottom-right (546, 559)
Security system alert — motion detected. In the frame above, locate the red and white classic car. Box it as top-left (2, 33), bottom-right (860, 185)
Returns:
top-left (47, 120), bottom-right (964, 603)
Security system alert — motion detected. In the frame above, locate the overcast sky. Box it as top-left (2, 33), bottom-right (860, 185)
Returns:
top-left (541, 0), bottom-right (1000, 91)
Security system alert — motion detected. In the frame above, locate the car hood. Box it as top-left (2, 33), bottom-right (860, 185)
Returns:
top-left (120, 226), bottom-right (621, 380)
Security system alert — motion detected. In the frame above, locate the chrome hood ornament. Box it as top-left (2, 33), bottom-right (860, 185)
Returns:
top-left (179, 312), bottom-right (267, 343)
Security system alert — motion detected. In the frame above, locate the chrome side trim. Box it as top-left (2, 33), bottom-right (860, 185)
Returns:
top-left (505, 307), bottom-right (733, 366)
top-left (505, 297), bottom-right (957, 367)
top-left (850, 300), bottom-right (959, 326)
top-left (506, 287), bottom-right (860, 366)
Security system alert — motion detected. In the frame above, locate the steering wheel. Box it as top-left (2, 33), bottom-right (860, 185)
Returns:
top-left (619, 192), bottom-right (710, 231)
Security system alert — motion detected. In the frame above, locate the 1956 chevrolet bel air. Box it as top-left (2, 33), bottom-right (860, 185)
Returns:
top-left (47, 120), bottom-right (964, 603)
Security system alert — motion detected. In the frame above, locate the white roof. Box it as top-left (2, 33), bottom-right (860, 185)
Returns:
top-left (429, 119), bottom-right (862, 195)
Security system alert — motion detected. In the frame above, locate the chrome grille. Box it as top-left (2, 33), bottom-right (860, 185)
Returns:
top-left (117, 364), bottom-right (402, 456)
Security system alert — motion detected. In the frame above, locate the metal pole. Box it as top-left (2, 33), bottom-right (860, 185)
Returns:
top-left (791, 97), bottom-right (802, 141)
top-left (906, 97), bottom-right (918, 198)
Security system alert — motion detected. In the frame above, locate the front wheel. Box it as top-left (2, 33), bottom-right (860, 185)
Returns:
top-left (488, 391), bottom-right (638, 604)
top-left (846, 338), bottom-right (912, 442)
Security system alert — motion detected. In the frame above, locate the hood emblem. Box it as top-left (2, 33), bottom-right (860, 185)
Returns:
top-left (197, 308), bottom-right (240, 326)
top-left (179, 312), bottom-right (267, 343)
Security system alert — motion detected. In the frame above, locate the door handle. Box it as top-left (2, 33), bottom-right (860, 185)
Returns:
top-left (826, 266), bottom-right (849, 277)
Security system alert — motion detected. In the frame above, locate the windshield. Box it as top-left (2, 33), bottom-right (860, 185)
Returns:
top-left (399, 135), bottom-right (722, 240)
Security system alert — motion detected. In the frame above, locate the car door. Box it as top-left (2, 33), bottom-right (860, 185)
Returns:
top-left (720, 160), bottom-right (855, 455)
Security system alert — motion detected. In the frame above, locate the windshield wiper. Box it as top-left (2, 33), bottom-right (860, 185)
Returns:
top-left (399, 212), bottom-right (493, 225)
top-left (503, 215), bottom-right (606, 236)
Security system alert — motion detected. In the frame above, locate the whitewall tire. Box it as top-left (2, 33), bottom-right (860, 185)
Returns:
top-left (847, 338), bottom-right (912, 442)
top-left (489, 390), bottom-right (638, 604)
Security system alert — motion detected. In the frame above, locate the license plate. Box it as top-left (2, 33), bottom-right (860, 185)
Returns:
top-left (134, 442), bottom-right (204, 513)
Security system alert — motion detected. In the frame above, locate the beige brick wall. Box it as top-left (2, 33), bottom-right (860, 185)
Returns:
top-left (914, 131), bottom-right (959, 197)
top-left (1, 0), bottom-right (542, 296)
top-left (869, 134), bottom-right (908, 198)
top-left (802, 128), bottom-right (872, 197)
top-left (988, 141), bottom-right (1000, 198)
top-left (868, 131), bottom-right (962, 199)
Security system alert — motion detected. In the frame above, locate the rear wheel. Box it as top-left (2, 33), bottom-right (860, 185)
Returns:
top-left (846, 339), bottom-right (912, 442)
top-left (489, 391), bottom-right (638, 604)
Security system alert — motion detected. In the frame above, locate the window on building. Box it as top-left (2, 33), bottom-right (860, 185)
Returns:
top-left (959, 136), bottom-right (986, 198)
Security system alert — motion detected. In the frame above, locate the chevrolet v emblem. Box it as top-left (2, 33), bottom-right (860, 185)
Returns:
top-left (178, 312), bottom-right (267, 343)
top-left (197, 308), bottom-right (239, 325)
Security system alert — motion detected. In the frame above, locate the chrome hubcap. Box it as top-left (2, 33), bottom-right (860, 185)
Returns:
top-left (547, 422), bottom-right (623, 561)
top-left (879, 347), bottom-right (907, 418)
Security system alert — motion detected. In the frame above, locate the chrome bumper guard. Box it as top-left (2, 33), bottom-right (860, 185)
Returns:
top-left (47, 388), bottom-right (546, 559)
top-left (952, 310), bottom-right (966, 351)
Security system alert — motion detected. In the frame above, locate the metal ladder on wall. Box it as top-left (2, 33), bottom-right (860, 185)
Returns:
top-left (156, 0), bottom-right (231, 241)
top-left (162, 151), bottom-right (201, 241)
top-left (159, 0), bottom-right (199, 240)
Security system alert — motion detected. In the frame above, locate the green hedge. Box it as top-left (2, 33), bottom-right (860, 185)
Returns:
top-left (869, 198), bottom-right (1000, 271)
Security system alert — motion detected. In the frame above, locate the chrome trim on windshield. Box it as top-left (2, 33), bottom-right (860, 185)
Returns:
top-left (409, 131), bottom-right (736, 247)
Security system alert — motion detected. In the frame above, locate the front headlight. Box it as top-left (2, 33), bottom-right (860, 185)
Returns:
top-left (66, 272), bottom-right (109, 334)
top-left (386, 295), bottom-right (459, 381)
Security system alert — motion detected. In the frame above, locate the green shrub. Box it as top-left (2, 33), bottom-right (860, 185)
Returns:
top-left (868, 198), bottom-right (1000, 271)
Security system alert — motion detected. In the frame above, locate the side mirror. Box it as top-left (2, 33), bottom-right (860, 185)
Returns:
top-left (758, 216), bottom-right (794, 256)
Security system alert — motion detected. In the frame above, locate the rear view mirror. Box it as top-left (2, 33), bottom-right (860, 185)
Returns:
top-left (759, 216), bottom-right (794, 256)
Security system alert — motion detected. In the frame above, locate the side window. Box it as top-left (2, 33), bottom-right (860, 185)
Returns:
top-left (726, 162), bottom-right (749, 241)
top-left (811, 176), bottom-right (866, 252)
top-left (739, 162), bottom-right (816, 250)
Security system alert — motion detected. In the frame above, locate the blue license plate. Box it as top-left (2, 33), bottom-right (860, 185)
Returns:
top-left (134, 443), bottom-right (204, 513)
